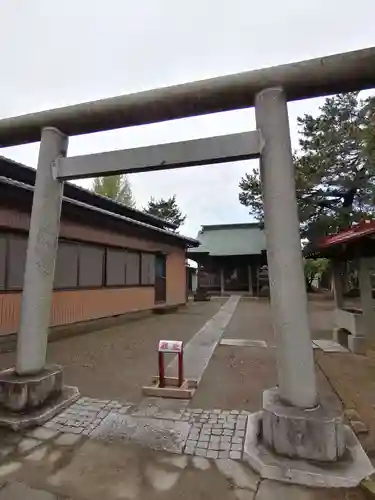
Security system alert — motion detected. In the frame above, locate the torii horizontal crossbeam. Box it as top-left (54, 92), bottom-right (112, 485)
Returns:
top-left (0, 47), bottom-right (374, 147)
top-left (54, 131), bottom-right (262, 180)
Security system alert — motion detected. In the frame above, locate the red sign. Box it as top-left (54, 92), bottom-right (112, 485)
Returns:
top-left (158, 340), bottom-right (183, 353)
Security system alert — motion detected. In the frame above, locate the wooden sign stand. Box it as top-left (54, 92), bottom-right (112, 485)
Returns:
top-left (142, 340), bottom-right (197, 399)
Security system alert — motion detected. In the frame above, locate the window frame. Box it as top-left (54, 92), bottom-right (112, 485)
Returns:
top-left (0, 231), bottom-right (159, 293)
top-left (77, 242), bottom-right (106, 289)
top-left (53, 240), bottom-right (80, 290)
top-left (105, 247), bottom-right (127, 287)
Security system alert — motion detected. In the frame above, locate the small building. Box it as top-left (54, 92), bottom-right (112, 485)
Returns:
top-left (187, 223), bottom-right (268, 295)
top-left (0, 156), bottom-right (198, 338)
top-left (304, 220), bottom-right (375, 354)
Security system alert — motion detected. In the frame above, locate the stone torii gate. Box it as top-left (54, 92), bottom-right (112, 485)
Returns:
top-left (0, 47), bottom-right (374, 485)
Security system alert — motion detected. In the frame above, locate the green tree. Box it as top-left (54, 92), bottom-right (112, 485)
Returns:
top-left (92, 175), bottom-right (135, 208)
top-left (239, 92), bottom-right (375, 243)
top-left (304, 258), bottom-right (329, 292)
top-left (144, 195), bottom-right (186, 231)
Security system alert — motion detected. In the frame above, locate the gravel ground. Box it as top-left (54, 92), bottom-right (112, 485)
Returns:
top-left (0, 300), bottom-right (225, 404)
top-left (191, 298), bottom-right (342, 412)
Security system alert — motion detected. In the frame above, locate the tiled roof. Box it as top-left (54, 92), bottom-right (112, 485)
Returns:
top-left (188, 223), bottom-right (266, 256)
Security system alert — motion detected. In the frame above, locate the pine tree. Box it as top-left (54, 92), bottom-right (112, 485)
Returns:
top-left (144, 195), bottom-right (186, 231)
top-left (239, 92), bottom-right (375, 242)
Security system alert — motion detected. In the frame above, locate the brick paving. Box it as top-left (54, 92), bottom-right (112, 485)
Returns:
top-left (43, 396), bottom-right (249, 460)
top-left (183, 408), bottom-right (249, 459)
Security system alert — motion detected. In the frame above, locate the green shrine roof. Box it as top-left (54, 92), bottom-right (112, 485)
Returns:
top-left (188, 223), bottom-right (266, 257)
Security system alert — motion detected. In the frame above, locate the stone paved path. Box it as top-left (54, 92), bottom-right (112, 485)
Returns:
top-left (0, 395), bottom-right (368, 499)
top-left (42, 396), bottom-right (249, 460)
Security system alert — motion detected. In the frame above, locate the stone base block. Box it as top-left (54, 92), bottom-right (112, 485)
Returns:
top-left (0, 385), bottom-right (80, 431)
top-left (348, 335), bottom-right (366, 355)
top-left (333, 328), bottom-right (366, 354)
top-left (244, 412), bottom-right (374, 488)
top-left (262, 387), bottom-right (345, 462)
top-left (0, 364), bottom-right (63, 411)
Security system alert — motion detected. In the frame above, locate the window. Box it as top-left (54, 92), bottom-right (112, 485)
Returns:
top-left (141, 253), bottom-right (155, 285)
top-left (8, 234), bottom-right (28, 290)
top-left (54, 242), bottom-right (79, 289)
top-left (126, 251), bottom-right (140, 285)
top-left (0, 235), bottom-right (6, 290)
top-left (106, 248), bottom-right (126, 286)
top-left (0, 233), bottom-right (159, 292)
top-left (78, 244), bottom-right (104, 287)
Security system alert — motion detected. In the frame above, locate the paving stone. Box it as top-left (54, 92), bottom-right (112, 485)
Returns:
top-left (186, 440), bottom-right (197, 448)
top-left (61, 427), bottom-right (83, 435)
top-left (0, 462), bottom-right (22, 477)
top-left (219, 442), bottom-right (231, 451)
top-left (184, 446), bottom-right (195, 455)
top-left (197, 441), bottom-right (208, 449)
top-left (199, 434), bottom-right (209, 442)
top-left (55, 433), bottom-right (82, 446)
top-left (28, 427), bottom-right (58, 441)
top-left (194, 448), bottom-right (207, 457)
top-left (213, 424), bottom-right (223, 429)
top-left (210, 436), bottom-right (220, 443)
top-left (231, 436), bottom-right (242, 444)
top-left (236, 421), bottom-right (246, 431)
top-left (219, 451), bottom-right (230, 458)
top-left (224, 423), bottom-right (235, 430)
top-left (235, 430), bottom-right (245, 438)
top-left (229, 451), bottom-right (242, 460)
top-left (209, 442), bottom-right (219, 451)
top-left (211, 429), bottom-right (221, 436)
top-left (230, 410), bottom-right (240, 415)
top-left (220, 436), bottom-right (231, 442)
top-left (231, 443), bottom-right (243, 451)
top-left (188, 434), bottom-right (199, 441)
top-left (223, 429), bottom-right (233, 436)
top-left (44, 421), bottom-right (58, 429)
top-left (0, 481), bottom-right (58, 499)
top-left (78, 397), bottom-right (92, 403)
top-left (17, 438), bottom-right (41, 454)
top-left (193, 409), bottom-right (203, 414)
top-left (25, 445), bottom-right (48, 462)
top-left (206, 450), bottom-right (219, 459)
top-left (97, 411), bottom-right (110, 419)
top-left (213, 409), bottom-right (221, 414)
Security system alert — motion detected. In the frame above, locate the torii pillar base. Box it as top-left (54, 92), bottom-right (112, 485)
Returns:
top-left (0, 364), bottom-right (79, 431)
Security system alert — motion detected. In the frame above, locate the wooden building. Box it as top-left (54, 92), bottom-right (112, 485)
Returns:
top-left (0, 157), bottom-right (198, 338)
top-left (188, 223), bottom-right (268, 295)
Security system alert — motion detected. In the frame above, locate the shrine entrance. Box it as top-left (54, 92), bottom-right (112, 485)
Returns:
top-left (0, 46), bottom-right (374, 482)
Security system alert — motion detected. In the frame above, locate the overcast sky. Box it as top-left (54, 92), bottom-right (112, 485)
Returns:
top-left (1, 0), bottom-right (375, 238)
